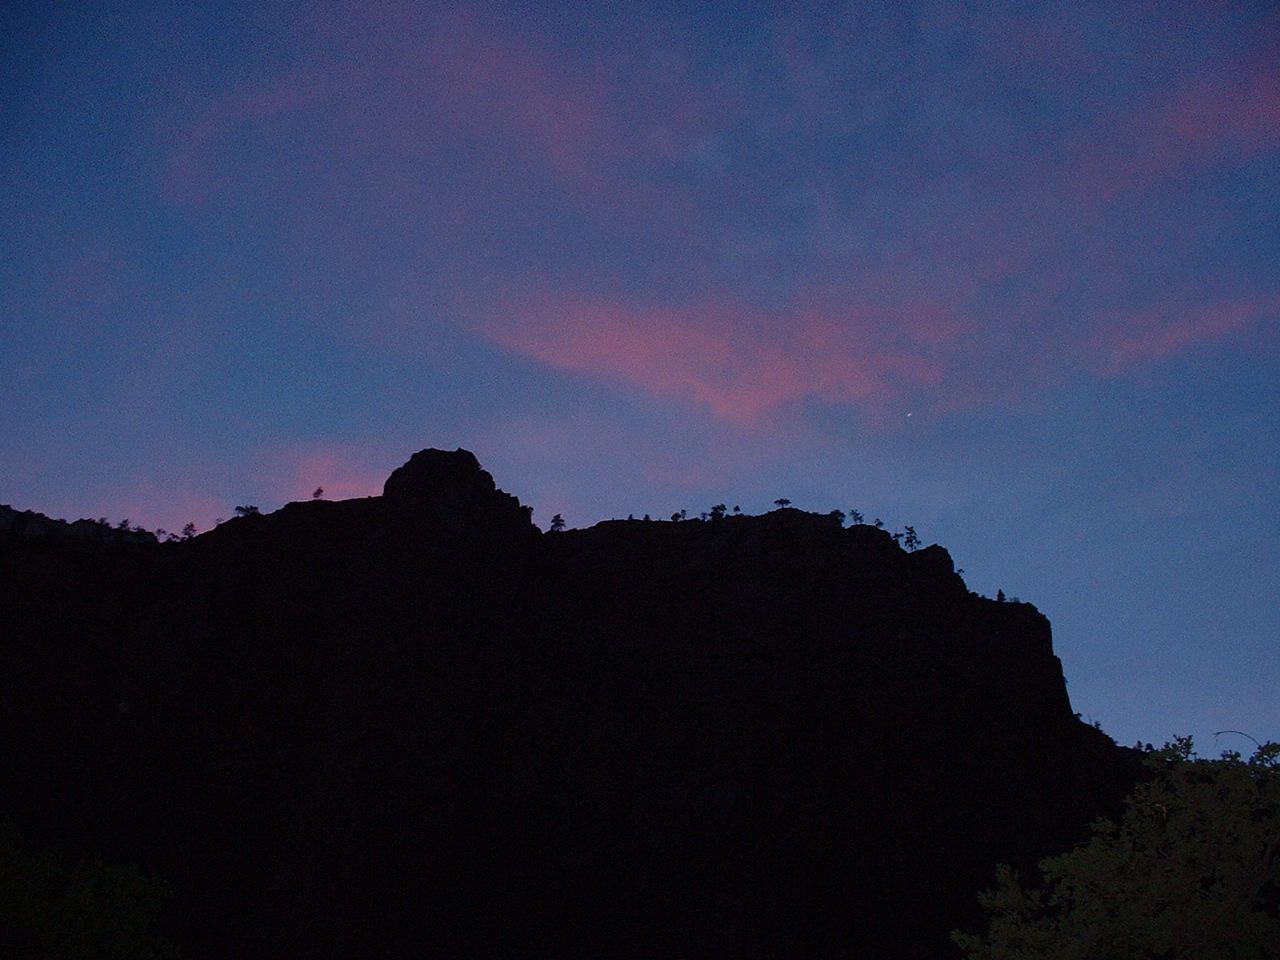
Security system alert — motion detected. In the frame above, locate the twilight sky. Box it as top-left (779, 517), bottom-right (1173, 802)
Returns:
top-left (3, 1), bottom-right (1278, 751)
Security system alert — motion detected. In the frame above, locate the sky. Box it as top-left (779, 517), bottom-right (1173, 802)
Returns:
top-left (3, 1), bottom-right (1277, 752)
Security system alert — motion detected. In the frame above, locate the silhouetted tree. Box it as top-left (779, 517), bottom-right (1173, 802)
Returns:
top-left (116, 518), bottom-right (130, 530)
top-left (312, 487), bottom-right (324, 499)
top-left (873, 518), bottom-right (884, 529)
top-left (829, 509), bottom-right (845, 524)
top-left (234, 505), bottom-right (259, 517)
top-left (774, 498), bottom-right (791, 508)
top-left (732, 505), bottom-right (741, 514)
top-left (849, 509), bottom-right (864, 524)
top-left (709, 504), bottom-right (727, 520)
top-left (550, 514), bottom-right (565, 532)
top-left (643, 514), bottom-right (651, 521)
top-left (0, 821), bottom-right (181, 959)
top-left (953, 738), bottom-right (1280, 960)
top-left (903, 526), bottom-right (920, 551)
top-left (180, 522), bottom-right (197, 540)
top-left (996, 589), bottom-right (1006, 602)
top-left (892, 531), bottom-right (903, 544)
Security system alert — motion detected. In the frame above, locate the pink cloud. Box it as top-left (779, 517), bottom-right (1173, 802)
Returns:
top-left (166, 70), bottom-right (329, 203)
top-left (402, 13), bottom-right (617, 183)
top-left (1099, 295), bottom-right (1280, 371)
top-left (1070, 42), bottom-right (1280, 201)
top-left (171, 14), bottom-right (609, 198)
top-left (164, 8), bottom-right (717, 229)
top-left (477, 280), bottom-right (1280, 426)
top-left (478, 292), bottom-right (950, 426)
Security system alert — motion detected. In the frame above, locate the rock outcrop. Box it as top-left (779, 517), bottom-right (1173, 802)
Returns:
top-left (382, 447), bottom-right (535, 537)
top-left (0, 449), bottom-right (1139, 959)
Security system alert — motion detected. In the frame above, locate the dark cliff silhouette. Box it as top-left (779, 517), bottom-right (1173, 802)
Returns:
top-left (1, 448), bottom-right (1139, 959)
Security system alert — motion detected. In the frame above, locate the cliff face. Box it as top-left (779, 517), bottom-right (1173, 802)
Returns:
top-left (0, 449), bottom-right (1137, 959)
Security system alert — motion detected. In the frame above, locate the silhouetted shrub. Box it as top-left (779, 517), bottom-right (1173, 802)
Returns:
top-left (953, 738), bottom-right (1280, 959)
top-left (0, 821), bottom-right (181, 959)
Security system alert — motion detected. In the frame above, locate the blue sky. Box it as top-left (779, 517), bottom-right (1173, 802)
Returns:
top-left (3, 0), bottom-right (1277, 750)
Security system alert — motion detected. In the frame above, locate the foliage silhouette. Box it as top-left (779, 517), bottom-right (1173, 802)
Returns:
top-left (0, 821), bottom-right (180, 959)
top-left (953, 738), bottom-right (1280, 959)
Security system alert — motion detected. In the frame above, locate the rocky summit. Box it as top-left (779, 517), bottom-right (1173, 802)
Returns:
top-left (0, 449), bottom-right (1139, 959)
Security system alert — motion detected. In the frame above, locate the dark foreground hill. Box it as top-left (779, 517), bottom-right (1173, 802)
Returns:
top-left (1, 449), bottom-right (1139, 959)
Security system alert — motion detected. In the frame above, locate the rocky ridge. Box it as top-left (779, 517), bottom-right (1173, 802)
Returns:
top-left (0, 448), bottom-right (1139, 959)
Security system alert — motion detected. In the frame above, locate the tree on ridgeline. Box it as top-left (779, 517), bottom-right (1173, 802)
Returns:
top-left (774, 498), bottom-right (791, 508)
top-left (549, 514), bottom-right (565, 533)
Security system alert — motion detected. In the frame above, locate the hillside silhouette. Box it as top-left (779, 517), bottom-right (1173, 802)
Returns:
top-left (1, 448), bottom-right (1140, 958)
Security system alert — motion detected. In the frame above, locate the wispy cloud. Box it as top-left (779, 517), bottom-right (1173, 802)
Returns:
top-left (159, 5), bottom-right (1279, 429)
top-left (479, 291), bottom-right (952, 425)
top-left (1068, 40), bottom-right (1280, 201)
top-left (1098, 295), bottom-right (1280, 371)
